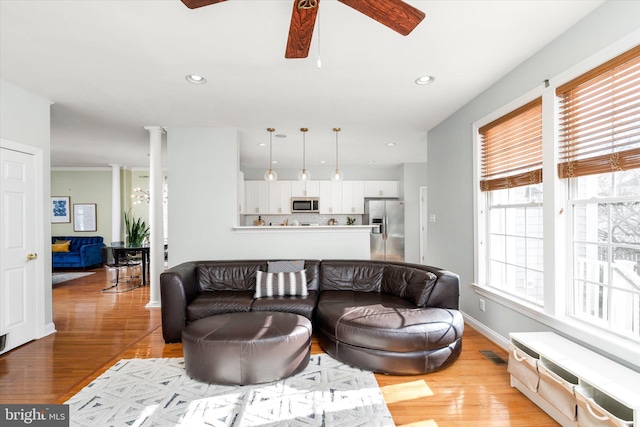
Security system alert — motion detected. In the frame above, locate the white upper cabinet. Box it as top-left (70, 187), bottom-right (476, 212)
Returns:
top-left (245, 181), bottom-right (269, 214)
top-left (319, 181), bottom-right (342, 214)
top-left (268, 181), bottom-right (292, 214)
top-left (245, 180), bottom-right (398, 215)
top-left (364, 181), bottom-right (399, 198)
top-left (290, 180), bottom-right (320, 198)
top-left (341, 181), bottom-right (365, 214)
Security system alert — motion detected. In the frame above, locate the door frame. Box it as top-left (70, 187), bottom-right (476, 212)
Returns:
top-left (0, 138), bottom-right (49, 341)
top-left (419, 186), bottom-right (427, 264)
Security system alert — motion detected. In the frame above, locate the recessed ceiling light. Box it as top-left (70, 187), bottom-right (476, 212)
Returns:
top-left (415, 75), bottom-right (435, 85)
top-left (319, 160), bottom-right (326, 164)
top-left (257, 142), bottom-right (267, 147)
top-left (186, 74), bottom-right (206, 84)
top-left (272, 160), bottom-right (278, 164)
top-left (386, 142), bottom-right (396, 146)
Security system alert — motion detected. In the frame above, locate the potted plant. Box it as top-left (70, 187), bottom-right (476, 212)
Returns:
top-left (124, 209), bottom-right (150, 247)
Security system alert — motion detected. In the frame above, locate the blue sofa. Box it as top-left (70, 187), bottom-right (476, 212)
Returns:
top-left (52, 236), bottom-right (104, 269)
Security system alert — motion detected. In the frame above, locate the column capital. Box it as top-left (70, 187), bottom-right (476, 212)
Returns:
top-left (144, 126), bottom-right (166, 134)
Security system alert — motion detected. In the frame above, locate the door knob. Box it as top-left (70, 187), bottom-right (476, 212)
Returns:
top-left (26, 253), bottom-right (38, 261)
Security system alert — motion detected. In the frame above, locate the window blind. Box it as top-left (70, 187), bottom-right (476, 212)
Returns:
top-left (557, 45), bottom-right (640, 179)
top-left (479, 98), bottom-right (542, 191)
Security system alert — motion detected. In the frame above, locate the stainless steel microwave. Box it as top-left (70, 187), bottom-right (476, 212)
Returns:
top-left (291, 198), bottom-right (319, 213)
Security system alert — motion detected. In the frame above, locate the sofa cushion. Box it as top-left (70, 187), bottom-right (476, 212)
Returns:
top-left (320, 261), bottom-right (385, 292)
top-left (382, 265), bottom-right (438, 307)
top-left (316, 291), bottom-right (464, 353)
top-left (251, 291), bottom-right (318, 320)
top-left (254, 270), bottom-right (308, 298)
top-left (267, 260), bottom-right (304, 273)
top-left (197, 263), bottom-right (264, 292)
top-left (186, 290), bottom-right (254, 322)
top-left (52, 252), bottom-right (81, 263)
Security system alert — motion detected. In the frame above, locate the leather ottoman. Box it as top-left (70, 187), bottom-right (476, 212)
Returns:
top-left (182, 311), bottom-right (312, 385)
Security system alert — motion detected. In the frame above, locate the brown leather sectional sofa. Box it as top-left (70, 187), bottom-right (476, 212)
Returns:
top-left (160, 259), bottom-right (464, 375)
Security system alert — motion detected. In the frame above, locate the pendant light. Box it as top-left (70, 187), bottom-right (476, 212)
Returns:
top-left (331, 127), bottom-right (343, 181)
top-left (298, 127), bottom-right (311, 181)
top-left (264, 127), bottom-right (278, 182)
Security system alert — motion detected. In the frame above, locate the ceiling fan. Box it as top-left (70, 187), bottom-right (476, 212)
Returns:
top-left (180, 0), bottom-right (425, 58)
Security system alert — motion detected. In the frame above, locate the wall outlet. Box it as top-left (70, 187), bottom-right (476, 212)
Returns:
top-left (479, 298), bottom-right (486, 312)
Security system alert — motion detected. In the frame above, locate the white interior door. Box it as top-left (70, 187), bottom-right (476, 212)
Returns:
top-left (0, 147), bottom-right (37, 354)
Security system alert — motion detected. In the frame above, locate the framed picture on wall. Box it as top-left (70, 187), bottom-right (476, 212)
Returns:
top-left (51, 196), bottom-right (71, 223)
top-left (73, 203), bottom-right (97, 232)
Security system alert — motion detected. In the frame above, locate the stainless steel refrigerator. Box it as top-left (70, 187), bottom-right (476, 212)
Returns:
top-left (364, 199), bottom-right (404, 261)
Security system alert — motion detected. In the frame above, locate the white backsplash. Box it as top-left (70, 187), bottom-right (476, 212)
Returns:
top-left (243, 214), bottom-right (363, 227)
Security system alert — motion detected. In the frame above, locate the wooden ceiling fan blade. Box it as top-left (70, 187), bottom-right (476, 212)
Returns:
top-left (338, 0), bottom-right (425, 36)
top-left (181, 0), bottom-right (227, 10)
top-left (285, 0), bottom-right (320, 59)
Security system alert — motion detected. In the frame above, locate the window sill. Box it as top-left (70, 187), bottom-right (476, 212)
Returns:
top-left (471, 283), bottom-right (640, 370)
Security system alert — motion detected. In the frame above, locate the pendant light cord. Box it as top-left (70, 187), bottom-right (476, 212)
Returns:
top-left (334, 127), bottom-right (340, 170)
top-left (269, 134), bottom-right (273, 169)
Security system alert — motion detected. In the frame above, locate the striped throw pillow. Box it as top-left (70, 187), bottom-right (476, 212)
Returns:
top-left (254, 270), bottom-right (308, 298)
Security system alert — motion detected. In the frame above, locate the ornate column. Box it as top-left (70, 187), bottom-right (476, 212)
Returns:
top-left (110, 164), bottom-right (121, 244)
top-left (144, 126), bottom-right (165, 308)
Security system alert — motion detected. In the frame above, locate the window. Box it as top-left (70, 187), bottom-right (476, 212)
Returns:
top-left (479, 98), bottom-right (544, 305)
top-left (558, 46), bottom-right (640, 340)
top-left (474, 42), bottom-right (640, 362)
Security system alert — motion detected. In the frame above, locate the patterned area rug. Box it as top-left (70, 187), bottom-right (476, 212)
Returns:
top-left (52, 272), bottom-right (95, 285)
top-left (65, 355), bottom-right (394, 427)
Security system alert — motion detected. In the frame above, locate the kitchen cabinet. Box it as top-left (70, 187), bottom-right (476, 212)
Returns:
top-left (245, 181), bottom-right (269, 214)
top-left (291, 180), bottom-right (320, 198)
top-left (268, 181), bottom-right (291, 214)
top-left (245, 179), bottom-right (397, 214)
top-left (364, 181), bottom-right (399, 198)
top-left (319, 181), bottom-right (342, 214)
top-left (341, 181), bottom-right (365, 214)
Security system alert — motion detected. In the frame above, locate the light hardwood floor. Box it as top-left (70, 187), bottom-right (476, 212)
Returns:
top-left (0, 268), bottom-right (557, 426)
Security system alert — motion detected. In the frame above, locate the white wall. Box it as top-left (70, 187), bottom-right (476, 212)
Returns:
top-left (51, 169), bottom-right (112, 239)
top-left (400, 163), bottom-right (427, 264)
top-left (426, 1), bottom-right (640, 368)
top-left (167, 128), bottom-right (238, 265)
top-left (0, 79), bottom-right (53, 332)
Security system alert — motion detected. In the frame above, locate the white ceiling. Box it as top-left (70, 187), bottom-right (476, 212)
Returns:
top-left (0, 0), bottom-right (604, 170)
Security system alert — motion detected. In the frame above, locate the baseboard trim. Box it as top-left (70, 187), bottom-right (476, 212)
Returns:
top-left (39, 322), bottom-right (57, 338)
top-left (461, 311), bottom-right (510, 352)
top-left (35, 321), bottom-right (56, 340)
